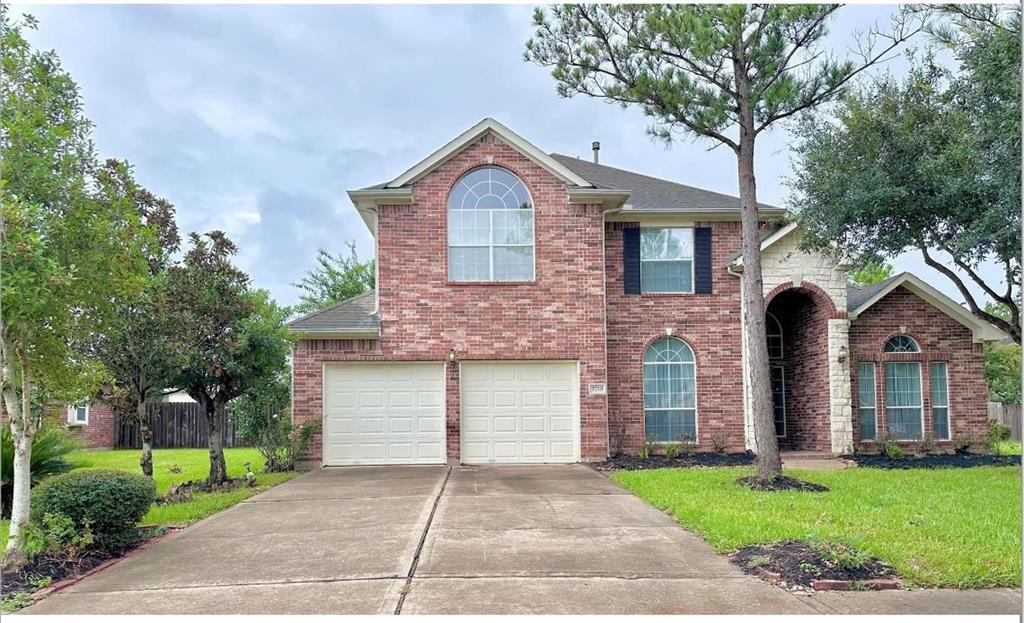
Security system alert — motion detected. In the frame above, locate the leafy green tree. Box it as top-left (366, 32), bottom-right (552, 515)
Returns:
top-left (982, 302), bottom-right (1021, 404)
top-left (525, 4), bottom-right (920, 480)
top-left (292, 242), bottom-right (375, 315)
top-left (848, 261), bottom-right (894, 287)
top-left (1, 9), bottom-right (152, 554)
top-left (89, 160), bottom-right (181, 478)
top-left (789, 5), bottom-right (1021, 343)
top-left (168, 234), bottom-right (291, 484)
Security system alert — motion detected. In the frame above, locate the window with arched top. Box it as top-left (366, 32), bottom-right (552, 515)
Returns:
top-left (643, 338), bottom-right (697, 441)
top-left (884, 335), bottom-right (920, 353)
top-left (766, 312), bottom-right (783, 359)
top-left (448, 166), bottom-right (534, 282)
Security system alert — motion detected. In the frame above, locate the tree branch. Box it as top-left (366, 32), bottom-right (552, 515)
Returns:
top-left (921, 247), bottom-right (1020, 342)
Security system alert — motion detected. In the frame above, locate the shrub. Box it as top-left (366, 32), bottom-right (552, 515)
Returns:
top-left (638, 437), bottom-right (656, 460)
top-left (883, 442), bottom-right (903, 460)
top-left (608, 419), bottom-right (627, 457)
top-left (710, 432), bottom-right (731, 454)
top-left (919, 432), bottom-right (937, 455)
top-left (31, 469), bottom-right (154, 549)
top-left (678, 433), bottom-right (697, 455)
top-left (663, 442), bottom-right (680, 460)
top-left (814, 541), bottom-right (871, 571)
top-left (986, 420), bottom-right (1013, 452)
top-left (953, 435), bottom-right (978, 454)
top-left (21, 512), bottom-right (95, 558)
top-left (1, 427), bottom-right (81, 517)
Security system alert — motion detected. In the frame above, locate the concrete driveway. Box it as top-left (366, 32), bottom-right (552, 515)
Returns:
top-left (20, 464), bottom-right (1020, 615)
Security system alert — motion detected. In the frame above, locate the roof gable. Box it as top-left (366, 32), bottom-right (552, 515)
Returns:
top-left (848, 272), bottom-right (1006, 342)
top-left (383, 118), bottom-right (593, 190)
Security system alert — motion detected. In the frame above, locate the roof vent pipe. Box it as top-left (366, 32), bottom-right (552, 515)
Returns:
top-left (592, 141), bottom-right (600, 164)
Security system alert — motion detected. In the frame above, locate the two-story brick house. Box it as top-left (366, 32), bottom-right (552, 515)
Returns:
top-left (289, 118), bottom-right (1005, 466)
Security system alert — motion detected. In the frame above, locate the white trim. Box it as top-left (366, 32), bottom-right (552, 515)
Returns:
top-left (385, 118), bottom-right (593, 190)
top-left (728, 222), bottom-right (799, 268)
top-left (290, 329), bottom-right (380, 340)
top-left (849, 272), bottom-right (1007, 343)
top-left (67, 404), bottom-right (89, 426)
top-left (884, 335), bottom-right (921, 353)
top-left (930, 361), bottom-right (951, 441)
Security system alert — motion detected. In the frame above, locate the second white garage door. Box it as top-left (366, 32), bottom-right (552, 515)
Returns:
top-left (323, 362), bottom-right (445, 466)
top-left (460, 361), bottom-right (579, 464)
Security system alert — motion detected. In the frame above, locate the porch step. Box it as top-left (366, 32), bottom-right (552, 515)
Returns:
top-left (781, 451), bottom-right (838, 461)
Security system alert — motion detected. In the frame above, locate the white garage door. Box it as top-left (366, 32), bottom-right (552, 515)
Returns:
top-left (461, 361), bottom-right (579, 464)
top-left (323, 363), bottom-right (445, 465)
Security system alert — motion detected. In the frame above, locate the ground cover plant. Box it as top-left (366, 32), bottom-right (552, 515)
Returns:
top-left (612, 466), bottom-right (1021, 588)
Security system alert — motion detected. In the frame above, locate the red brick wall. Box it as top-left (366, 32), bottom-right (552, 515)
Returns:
top-left (768, 290), bottom-right (831, 452)
top-left (48, 402), bottom-right (116, 450)
top-left (604, 221), bottom-right (746, 453)
top-left (292, 133), bottom-right (609, 462)
top-left (849, 286), bottom-right (988, 448)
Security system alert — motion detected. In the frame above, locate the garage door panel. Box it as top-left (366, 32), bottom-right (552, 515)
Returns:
top-left (324, 363), bottom-right (446, 466)
top-left (460, 361), bottom-right (579, 464)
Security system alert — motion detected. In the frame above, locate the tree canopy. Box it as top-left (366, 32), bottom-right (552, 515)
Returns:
top-left (292, 242), bottom-right (375, 316)
top-left (789, 5), bottom-right (1021, 342)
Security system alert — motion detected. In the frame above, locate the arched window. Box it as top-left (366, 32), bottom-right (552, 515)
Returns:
top-left (884, 335), bottom-right (920, 353)
top-left (766, 312), bottom-right (783, 359)
top-left (448, 166), bottom-right (534, 282)
top-left (643, 338), bottom-right (697, 441)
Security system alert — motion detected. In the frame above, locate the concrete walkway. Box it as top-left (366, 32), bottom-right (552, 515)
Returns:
top-left (19, 464), bottom-right (1021, 615)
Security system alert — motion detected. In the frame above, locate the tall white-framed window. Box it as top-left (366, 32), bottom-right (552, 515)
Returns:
top-left (447, 166), bottom-right (534, 282)
top-left (770, 365), bottom-right (786, 437)
top-left (643, 338), bottom-right (697, 441)
top-left (885, 361), bottom-right (923, 440)
top-left (858, 362), bottom-right (877, 440)
top-left (67, 404), bottom-right (89, 426)
top-left (640, 228), bottom-right (694, 293)
top-left (766, 312), bottom-right (784, 360)
top-left (931, 362), bottom-right (950, 440)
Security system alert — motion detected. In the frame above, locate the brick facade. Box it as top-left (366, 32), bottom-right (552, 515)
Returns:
top-left (604, 221), bottom-right (746, 453)
top-left (42, 402), bottom-right (116, 450)
top-left (291, 133), bottom-right (609, 462)
top-left (849, 286), bottom-right (989, 449)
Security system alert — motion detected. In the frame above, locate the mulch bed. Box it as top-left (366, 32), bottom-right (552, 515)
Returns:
top-left (736, 475), bottom-right (829, 492)
top-left (0, 527), bottom-right (165, 600)
top-left (844, 452), bottom-right (1021, 470)
top-left (592, 452), bottom-right (755, 471)
top-left (731, 540), bottom-right (898, 592)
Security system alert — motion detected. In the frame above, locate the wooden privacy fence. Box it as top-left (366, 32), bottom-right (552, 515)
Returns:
top-left (117, 402), bottom-right (247, 449)
top-left (988, 402), bottom-right (1022, 441)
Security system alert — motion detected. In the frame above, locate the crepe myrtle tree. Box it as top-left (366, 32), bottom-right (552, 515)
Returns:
top-left (167, 232), bottom-right (291, 484)
top-left (526, 4), bottom-right (922, 481)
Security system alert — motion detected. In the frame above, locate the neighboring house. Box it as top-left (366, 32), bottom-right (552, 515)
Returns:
top-left (56, 390), bottom-right (197, 449)
top-left (288, 118), bottom-right (1006, 466)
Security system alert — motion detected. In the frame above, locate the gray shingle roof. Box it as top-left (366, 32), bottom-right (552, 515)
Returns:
top-left (288, 291), bottom-right (379, 333)
top-left (549, 154), bottom-right (785, 213)
top-left (847, 274), bottom-right (903, 312)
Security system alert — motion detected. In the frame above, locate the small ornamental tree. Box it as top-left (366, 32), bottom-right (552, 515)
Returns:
top-left (292, 242), bottom-right (375, 316)
top-left (526, 4), bottom-right (921, 481)
top-left (168, 234), bottom-right (291, 484)
top-left (789, 5), bottom-right (1021, 343)
top-left (1, 9), bottom-right (152, 554)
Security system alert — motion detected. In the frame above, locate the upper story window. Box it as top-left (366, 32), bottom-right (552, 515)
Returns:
top-left (884, 335), bottom-right (920, 353)
top-left (640, 228), bottom-right (694, 293)
top-left (447, 166), bottom-right (534, 282)
top-left (766, 312), bottom-right (783, 359)
top-left (68, 404), bottom-right (89, 425)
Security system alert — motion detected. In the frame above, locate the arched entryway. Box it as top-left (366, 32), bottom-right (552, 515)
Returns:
top-left (765, 287), bottom-right (832, 452)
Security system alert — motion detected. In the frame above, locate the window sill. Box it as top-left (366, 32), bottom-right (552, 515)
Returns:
top-left (447, 281), bottom-right (536, 287)
top-left (66, 423), bottom-right (87, 429)
top-left (638, 292), bottom-right (697, 297)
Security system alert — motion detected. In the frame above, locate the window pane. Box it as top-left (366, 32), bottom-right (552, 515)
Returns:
top-left (493, 246), bottom-right (533, 281)
top-left (644, 409), bottom-right (696, 442)
top-left (771, 366), bottom-right (785, 436)
top-left (885, 362), bottom-right (921, 407)
top-left (884, 335), bottom-right (920, 353)
top-left (887, 407), bottom-right (922, 440)
top-left (448, 210), bottom-right (490, 245)
top-left (860, 408), bottom-right (877, 440)
top-left (930, 362), bottom-right (948, 406)
top-left (492, 210), bottom-right (533, 244)
top-left (641, 260), bottom-right (693, 293)
top-left (858, 362), bottom-right (877, 440)
top-left (449, 247), bottom-right (489, 281)
top-left (933, 407), bottom-right (950, 439)
top-left (641, 228), bottom-right (693, 260)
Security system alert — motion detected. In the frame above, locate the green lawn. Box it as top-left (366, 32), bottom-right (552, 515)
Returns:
top-left (995, 441), bottom-right (1021, 455)
top-left (1, 448), bottom-right (298, 550)
top-left (613, 466), bottom-right (1021, 589)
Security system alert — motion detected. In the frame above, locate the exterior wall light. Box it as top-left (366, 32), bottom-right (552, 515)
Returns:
top-left (448, 348), bottom-right (457, 363)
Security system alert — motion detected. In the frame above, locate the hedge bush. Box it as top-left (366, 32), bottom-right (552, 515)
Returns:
top-left (31, 469), bottom-right (155, 548)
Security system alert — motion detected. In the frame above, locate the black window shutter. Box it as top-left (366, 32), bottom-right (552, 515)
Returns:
top-left (694, 227), bottom-right (713, 294)
top-left (623, 227), bottom-right (641, 294)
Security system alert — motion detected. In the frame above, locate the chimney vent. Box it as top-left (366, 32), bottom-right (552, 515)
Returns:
top-left (592, 141), bottom-right (600, 164)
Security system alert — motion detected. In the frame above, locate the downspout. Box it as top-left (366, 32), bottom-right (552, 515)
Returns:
top-left (727, 263), bottom-right (754, 452)
top-left (600, 203), bottom-right (624, 459)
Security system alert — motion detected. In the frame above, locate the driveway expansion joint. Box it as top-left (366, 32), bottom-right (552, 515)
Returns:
top-left (394, 466), bottom-right (452, 615)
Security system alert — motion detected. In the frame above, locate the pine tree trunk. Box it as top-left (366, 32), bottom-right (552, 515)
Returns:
top-left (138, 400), bottom-right (153, 478)
top-left (737, 131), bottom-right (783, 483)
top-left (206, 399), bottom-right (227, 484)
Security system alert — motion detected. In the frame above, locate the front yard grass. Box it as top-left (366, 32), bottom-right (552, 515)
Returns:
top-left (1, 448), bottom-right (298, 550)
top-left (612, 466), bottom-right (1021, 588)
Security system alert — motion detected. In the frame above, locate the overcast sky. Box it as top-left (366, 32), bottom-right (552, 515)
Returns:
top-left (24, 3), bottom-right (1002, 307)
